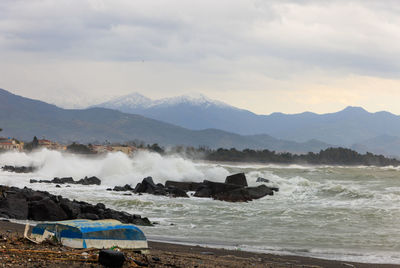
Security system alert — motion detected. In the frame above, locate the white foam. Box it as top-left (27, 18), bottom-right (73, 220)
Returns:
top-left (0, 149), bottom-right (230, 186)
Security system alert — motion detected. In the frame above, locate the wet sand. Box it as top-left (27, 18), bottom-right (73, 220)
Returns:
top-left (0, 220), bottom-right (397, 267)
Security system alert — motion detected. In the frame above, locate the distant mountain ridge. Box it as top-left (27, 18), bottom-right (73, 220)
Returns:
top-left (0, 88), bottom-right (330, 152)
top-left (93, 92), bottom-right (400, 156)
top-left (97, 92), bottom-right (231, 110)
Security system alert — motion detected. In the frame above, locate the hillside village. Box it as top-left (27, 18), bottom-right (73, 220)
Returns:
top-left (0, 136), bottom-right (137, 155)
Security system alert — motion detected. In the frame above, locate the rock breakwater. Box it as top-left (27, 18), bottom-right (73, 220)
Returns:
top-left (0, 185), bottom-right (151, 225)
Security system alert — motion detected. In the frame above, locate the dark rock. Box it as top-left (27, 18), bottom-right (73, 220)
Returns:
top-left (113, 186), bottom-right (126, 192)
top-left (0, 193), bottom-right (28, 219)
top-left (193, 186), bottom-right (212, 198)
top-left (246, 185), bottom-right (274, 199)
top-left (106, 188), bottom-right (112, 191)
top-left (98, 249), bottom-right (125, 267)
top-left (165, 187), bottom-right (189, 198)
top-left (55, 185), bottom-right (61, 188)
top-left (30, 176), bottom-right (101, 185)
top-left (80, 204), bottom-right (100, 214)
top-left (59, 198), bottom-right (81, 218)
top-left (78, 213), bottom-right (99, 220)
top-left (134, 183), bottom-right (145, 193)
top-left (0, 185), bottom-right (151, 225)
top-left (76, 176), bottom-right (101, 185)
top-left (96, 203), bottom-right (106, 210)
top-left (165, 181), bottom-right (203, 192)
top-left (256, 177), bottom-right (269, 183)
top-left (225, 173), bottom-right (248, 187)
top-left (52, 177), bottom-right (75, 184)
top-left (2, 165), bottom-right (35, 173)
top-left (113, 184), bottom-right (134, 192)
top-left (214, 188), bottom-right (252, 202)
top-left (134, 177), bottom-right (158, 194)
top-left (214, 185), bottom-right (275, 202)
top-left (29, 198), bottom-right (68, 221)
top-left (143, 177), bottom-right (156, 187)
top-left (25, 192), bottom-right (48, 202)
top-left (153, 185), bottom-right (168, 196)
top-left (270, 187), bottom-right (279, 192)
top-left (202, 180), bottom-right (243, 195)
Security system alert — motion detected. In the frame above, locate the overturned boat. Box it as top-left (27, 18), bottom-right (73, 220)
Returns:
top-left (28, 219), bottom-right (148, 250)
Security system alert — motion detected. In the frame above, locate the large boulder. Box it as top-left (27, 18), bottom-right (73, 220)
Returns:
top-left (77, 176), bottom-right (101, 185)
top-left (246, 185), bottom-right (274, 199)
top-left (30, 176), bottom-right (101, 185)
top-left (203, 180), bottom-right (243, 195)
top-left (213, 185), bottom-right (275, 202)
top-left (2, 165), bottom-right (35, 173)
top-left (165, 187), bottom-right (189, 198)
top-left (214, 188), bottom-right (252, 202)
top-left (225, 173), bottom-right (248, 187)
top-left (0, 192), bottom-right (28, 219)
top-left (134, 177), bottom-right (164, 195)
top-left (52, 177), bottom-right (75, 184)
top-left (256, 177), bottom-right (269, 183)
top-left (193, 180), bottom-right (243, 198)
top-left (28, 198), bottom-right (68, 221)
top-left (0, 185), bottom-right (152, 225)
top-left (165, 181), bottom-right (203, 192)
top-left (113, 184), bottom-right (134, 192)
top-left (59, 198), bottom-right (81, 218)
top-left (193, 186), bottom-right (212, 198)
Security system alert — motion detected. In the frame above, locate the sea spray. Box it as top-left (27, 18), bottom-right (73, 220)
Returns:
top-left (0, 149), bottom-right (229, 186)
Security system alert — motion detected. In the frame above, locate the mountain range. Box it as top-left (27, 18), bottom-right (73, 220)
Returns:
top-left (0, 88), bottom-right (330, 152)
top-left (94, 92), bottom-right (400, 157)
top-left (3, 88), bottom-right (400, 156)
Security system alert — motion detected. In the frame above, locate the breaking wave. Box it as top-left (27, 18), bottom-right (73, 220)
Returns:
top-left (0, 149), bottom-right (229, 186)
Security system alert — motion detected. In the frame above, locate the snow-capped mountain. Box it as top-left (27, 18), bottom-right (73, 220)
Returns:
top-left (97, 92), bottom-right (232, 110)
top-left (97, 92), bottom-right (153, 109)
top-left (93, 92), bottom-right (400, 156)
top-left (93, 92), bottom-right (245, 131)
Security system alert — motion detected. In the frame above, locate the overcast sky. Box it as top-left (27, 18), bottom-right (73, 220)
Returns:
top-left (0, 0), bottom-right (399, 114)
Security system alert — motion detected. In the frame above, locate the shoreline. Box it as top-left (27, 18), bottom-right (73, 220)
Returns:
top-left (0, 220), bottom-right (398, 268)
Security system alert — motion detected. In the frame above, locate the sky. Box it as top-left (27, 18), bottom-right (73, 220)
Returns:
top-left (0, 0), bottom-right (399, 115)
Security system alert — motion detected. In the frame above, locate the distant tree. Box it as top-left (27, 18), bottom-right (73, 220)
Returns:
top-left (147, 143), bottom-right (164, 154)
top-left (24, 136), bottom-right (40, 151)
top-left (67, 142), bottom-right (93, 154)
top-left (32, 136), bottom-right (39, 149)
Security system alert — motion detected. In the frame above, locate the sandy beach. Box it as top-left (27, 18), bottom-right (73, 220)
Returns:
top-left (0, 220), bottom-right (397, 268)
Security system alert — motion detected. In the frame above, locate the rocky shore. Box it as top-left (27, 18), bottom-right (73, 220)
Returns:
top-left (0, 185), bottom-right (151, 225)
top-left (2, 165), bottom-right (36, 173)
top-left (28, 170), bottom-right (279, 202)
top-left (0, 221), bottom-right (397, 267)
top-left (111, 172), bottom-right (279, 202)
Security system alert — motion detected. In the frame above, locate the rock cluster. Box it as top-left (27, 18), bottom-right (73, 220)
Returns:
top-left (30, 176), bottom-right (101, 185)
top-left (112, 173), bottom-right (279, 202)
top-left (0, 185), bottom-right (151, 225)
top-left (133, 177), bottom-right (189, 198)
top-left (2, 165), bottom-right (35, 173)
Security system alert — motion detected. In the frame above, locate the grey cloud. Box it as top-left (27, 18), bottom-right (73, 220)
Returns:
top-left (0, 0), bottom-right (399, 78)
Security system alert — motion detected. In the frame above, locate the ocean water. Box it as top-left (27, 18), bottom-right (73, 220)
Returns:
top-left (1, 149), bottom-right (400, 264)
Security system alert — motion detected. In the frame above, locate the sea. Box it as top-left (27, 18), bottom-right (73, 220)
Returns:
top-left (1, 149), bottom-right (400, 264)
